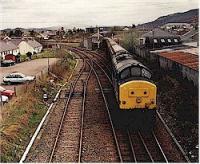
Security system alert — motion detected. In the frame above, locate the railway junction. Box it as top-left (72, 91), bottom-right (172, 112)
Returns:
top-left (18, 38), bottom-right (196, 163)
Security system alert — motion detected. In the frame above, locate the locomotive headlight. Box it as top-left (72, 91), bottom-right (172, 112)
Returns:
top-left (151, 99), bottom-right (155, 104)
top-left (122, 101), bottom-right (126, 104)
top-left (136, 97), bottom-right (142, 103)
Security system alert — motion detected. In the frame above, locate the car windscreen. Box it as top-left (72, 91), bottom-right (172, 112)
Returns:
top-left (17, 73), bottom-right (25, 78)
top-left (6, 75), bottom-right (14, 78)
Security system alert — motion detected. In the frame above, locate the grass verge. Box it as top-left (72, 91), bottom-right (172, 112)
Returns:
top-left (0, 49), bottom-right (76, 162)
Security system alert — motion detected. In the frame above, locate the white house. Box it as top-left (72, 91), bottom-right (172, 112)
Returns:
top-left (122, 27), bottom-right (130, 31)
top-left (18, 40), bottom-right (43, 55)
top-left (0, 40), bottom-right (20, 60)
top-left (162, 23), bottom-right (192, 30)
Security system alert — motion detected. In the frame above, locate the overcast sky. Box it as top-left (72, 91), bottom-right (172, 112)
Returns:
top-left (0, 0), bottom-right (198, 29)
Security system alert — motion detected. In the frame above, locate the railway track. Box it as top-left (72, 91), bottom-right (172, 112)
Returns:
top-left (68, 47), bottom-right (190, 163)
top-left (22, 47), bottom-right (190, 163)
top-left (49, 60), bottom-right (92, 162)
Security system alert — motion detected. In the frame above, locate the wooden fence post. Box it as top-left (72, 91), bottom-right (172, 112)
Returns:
top-left (26, 83), bottom-right (28, 92)
top-left (14, 87), bottom-right (17, 97)
top-left (0, 92), bottom-right (3, 108)
top-left (34, 78), bottom-right (37, 91)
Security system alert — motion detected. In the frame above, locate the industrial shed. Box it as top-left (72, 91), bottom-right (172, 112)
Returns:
top-left (135, 44), bottom-right (199, 87)
top-left (158, 51), bottom-right (198, 86)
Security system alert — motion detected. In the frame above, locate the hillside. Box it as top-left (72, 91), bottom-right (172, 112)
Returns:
top-left (137, 9), bottom-right (199, 29)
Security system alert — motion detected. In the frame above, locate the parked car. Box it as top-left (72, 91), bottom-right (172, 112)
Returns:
top-left (3, 72), bottom-right (35, 84)
top-left (1, 60), bottom-right (15, 67)
top-left (0, 95), bottom-right (9, 103)
top-left (0, 86), bottom-right (15, 98)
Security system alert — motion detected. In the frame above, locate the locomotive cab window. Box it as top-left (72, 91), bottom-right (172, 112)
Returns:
top-left (141, 69), bottom-right (151, 79)
top-left (174, 38), bottom-right (178, 42)
top-left (161, 39), bottom-right (165, 43)
top-left (153, 39), bottom-right (158, 43)
top-left (131, 67), bottom-right (141, 77)
top-left (120, 69), bottom-right (130, 80)
top-left (167, 39), bottom-right (172, 43)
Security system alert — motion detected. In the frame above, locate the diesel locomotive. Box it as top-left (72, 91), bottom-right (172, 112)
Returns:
top-left (104, 38), bottom-right (157, 129)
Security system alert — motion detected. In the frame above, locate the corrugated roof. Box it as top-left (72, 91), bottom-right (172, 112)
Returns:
top-left (159, 51), bottom-right (199, 71)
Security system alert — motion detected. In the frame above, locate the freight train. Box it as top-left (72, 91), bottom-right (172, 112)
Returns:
top-left (104, 38), bottom-right (157, 129)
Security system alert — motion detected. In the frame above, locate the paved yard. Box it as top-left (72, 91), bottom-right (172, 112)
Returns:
top-left (0, 58), bottom-right (59, 90)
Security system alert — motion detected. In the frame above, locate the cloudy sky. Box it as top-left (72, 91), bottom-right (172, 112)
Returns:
top-left (0, 0), bottom-right (198, 29)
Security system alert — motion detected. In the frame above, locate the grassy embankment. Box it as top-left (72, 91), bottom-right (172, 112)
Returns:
top-left (20, 49), bottom-right (59, 62)
top-left (0, 49), bottom-right (76, 162)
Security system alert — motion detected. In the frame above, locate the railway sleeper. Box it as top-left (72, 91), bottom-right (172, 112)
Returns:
top-left (64, 92), bottom-right (84, 97)
top-left (95, 88), bottom-right (112, 93)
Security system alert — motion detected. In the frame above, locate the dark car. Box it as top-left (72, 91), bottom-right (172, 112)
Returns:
top-left (1, 60), bottom-right (15, 67)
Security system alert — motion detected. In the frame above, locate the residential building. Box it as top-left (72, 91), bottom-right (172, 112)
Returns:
top-left (18, 40), bottom-right (43, 55)
top-left (161, 23), bottom-right (192, 30)
top-left (0, 40), bottom-right (20, 61)
top-left (139, 28), bottom-right (181, 49)
top-left (83, 33), bottom-right (103, 50)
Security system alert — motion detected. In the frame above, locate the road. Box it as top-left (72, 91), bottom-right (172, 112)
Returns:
top-left (0, 58), bottom-right (59, 90)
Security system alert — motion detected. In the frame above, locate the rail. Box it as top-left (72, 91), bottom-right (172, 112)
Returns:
top-left (19, 59), bottom-right (79, 163)
top-left (78, 64), bottom-right (92, 162)
top-left (88, 61), bottom-right (123, 162)
top-left (49, 60), bottom-right (87, 162)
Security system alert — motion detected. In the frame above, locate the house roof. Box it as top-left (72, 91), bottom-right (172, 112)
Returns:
top-left (26, 40), bottom-right (42, 48)
top-left (141, 28), bottom-right (176, 38)
top-left (163, 23), bottom-right (191, 26)
top-left (0, 40), bottom-right (18, 52)
top-left (90, 33), bottom-right (103, 38)
top-left (10, 39), bottom-right (22, 46)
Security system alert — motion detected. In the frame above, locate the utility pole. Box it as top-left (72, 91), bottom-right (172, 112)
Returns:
top-left (97, 27), bottom-right (100, 49)
top-left (152, 29), bottom-right (155, 50)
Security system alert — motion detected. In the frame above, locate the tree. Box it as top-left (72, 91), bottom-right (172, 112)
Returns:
top-left (9, 30), bottom-right (14, 37)
top-left (68, 29), bottom-right (73, 35)
top-left (73, 27), bottom-right (77, 33)
top-left (26, 52), bottom-right (32, 60)
top-left (29, 30), bottom-right (35, 36)
top-left (121, 31), bottom-right (138, 53)
top-left (14, 28), bottom-right (23, 37)
top-left (132, 24), bottom-right (136, 28)
top-left (59, 27), bottom-right (65, 39)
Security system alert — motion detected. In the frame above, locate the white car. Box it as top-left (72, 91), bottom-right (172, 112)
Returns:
top-left (0, 95), bottom-right (9, 103)
top-left (3, 72), bottom-right (35, 84)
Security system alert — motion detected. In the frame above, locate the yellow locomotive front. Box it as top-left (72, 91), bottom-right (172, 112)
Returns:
top-left (119, 80), bottom-right (157, 109)
top-left (116, 66), bottom-right (157, 129)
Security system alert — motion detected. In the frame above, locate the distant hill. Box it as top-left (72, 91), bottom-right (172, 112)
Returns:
top-left (1, 26), bottom-right (67, 33)
top-left (137, 9), bottom-right (199, 29)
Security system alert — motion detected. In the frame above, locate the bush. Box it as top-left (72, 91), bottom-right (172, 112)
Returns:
top-left (121, 31), bottom-right (139, 53)
top-left (20, 55), bottom-right (28, 62)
